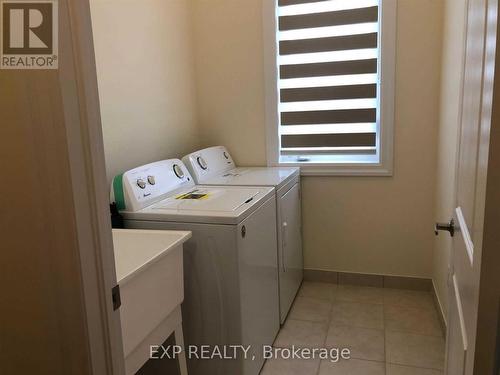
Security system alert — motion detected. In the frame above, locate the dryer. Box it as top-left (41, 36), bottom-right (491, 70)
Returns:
top-left (182, 146), bottom-right (303, 324)
top-left (111, 159), bottom-right (279, 375)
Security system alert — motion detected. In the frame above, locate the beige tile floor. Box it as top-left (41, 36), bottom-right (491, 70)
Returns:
top-left (261, 282), bottom-right (445, 375)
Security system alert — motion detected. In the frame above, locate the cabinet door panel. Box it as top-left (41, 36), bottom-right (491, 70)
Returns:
top-left (238, 197), bottom-right (280, 374)
top-left (278, 182), bottom-right (303, 323)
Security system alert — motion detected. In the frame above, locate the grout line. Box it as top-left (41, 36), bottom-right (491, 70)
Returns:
top-left (341, 358), bottom-right (386, 364)
top-left (297, 296), bottom-right (335, 302)
top-left (384, 327), bottom-right (445, 339)
top-left (317, 289), bottom-right (334, 375)
top-left (315, 283), bottom-right (336, 375)
top-left (385, 362), bottom-right (445, 372)
top-left (327, 322), bottom-right (385, 331)
top-left (385, 361), bottom-right (445, 372)
top-left (281, 316), bottom-right (330, 324)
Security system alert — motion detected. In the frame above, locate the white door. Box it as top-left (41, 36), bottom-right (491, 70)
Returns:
top-left (278, 182), bottom-right (304, 323)
top-left (442, 0), bottom-right (498, 373)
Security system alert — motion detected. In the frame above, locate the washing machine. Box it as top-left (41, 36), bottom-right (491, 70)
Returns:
top-left (111, 159), bottom-right (279, 375)
top-left (182, 146), bottom-right (303, 324)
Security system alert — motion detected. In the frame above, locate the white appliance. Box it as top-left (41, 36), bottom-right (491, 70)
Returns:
top-left (182, 146), bottom-right (303, 323)
top-left (111, 159), bottom-right (279, 375)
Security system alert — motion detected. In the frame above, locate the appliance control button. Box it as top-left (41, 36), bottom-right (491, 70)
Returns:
top-left (223, 151), bottom-right (229, 159)
top-left (147, 175), bottom-right (156, 185)
top-left (173, 164), bottom-right (184, 179)
top-left (136, 179), bottom-right (146, 189)
top-left (197, 156), bottom-right (208, 170)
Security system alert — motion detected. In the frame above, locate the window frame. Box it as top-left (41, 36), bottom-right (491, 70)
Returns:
top-left (263, 0), bottom-right (397, 176)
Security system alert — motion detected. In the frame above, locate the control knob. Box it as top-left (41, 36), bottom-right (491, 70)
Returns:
top-left (173, 164), bottom-right (184, 179)
top-left (197, 156), bottom-right (208, 170)
top-left (136, 179), bottom-right (146, 189)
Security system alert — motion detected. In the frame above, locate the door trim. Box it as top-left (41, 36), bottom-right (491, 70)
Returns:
top-left (59, 0), bottom-right (125, 373)
top-left (455, 206), bottom-right (474, 265)
top-left (453, 274), bottom-right (469, 352)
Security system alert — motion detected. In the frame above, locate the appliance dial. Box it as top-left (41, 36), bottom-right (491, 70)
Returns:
top-left (147, 175), bottom-right (156, 185)
top-left (136, 179), bottom-right (146, 189)
top-left (197, 156), bottom-right (208, 170)
top-left (223, 151), bottom-right (229, 159)
top-left (173, 164), bottom-right (184, 179)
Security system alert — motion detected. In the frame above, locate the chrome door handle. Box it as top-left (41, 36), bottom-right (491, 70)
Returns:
top-left (435, 219), bottom-right (455, 237)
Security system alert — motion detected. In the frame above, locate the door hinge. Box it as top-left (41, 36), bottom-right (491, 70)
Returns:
top-left (112, 284), bottom-right (121, 311)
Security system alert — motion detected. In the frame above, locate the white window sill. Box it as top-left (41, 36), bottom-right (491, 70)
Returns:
top-left (272, 154), bottom-right (393, 176)
top-left (282, 163), bottom-right (393, 176)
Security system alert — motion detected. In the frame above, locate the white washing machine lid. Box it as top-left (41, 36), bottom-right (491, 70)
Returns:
top-left (155, 186), bottom-right (259, 212)
top-left (200, 167), bottom-right (299, 189)
top-left (121, 185), bottom-right (275, 225)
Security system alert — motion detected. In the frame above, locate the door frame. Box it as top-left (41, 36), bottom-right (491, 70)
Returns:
top-left (59, 0), bottom-right (125, 373)
top-left (473, 0), bottom-right (500, 370)
top-left (444, 0), bottom-right (500, 373)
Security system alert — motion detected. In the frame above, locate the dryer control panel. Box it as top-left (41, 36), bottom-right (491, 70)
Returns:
top-left (182, 146), bottom-right (235, 184)
top-left (111, 159), bottom-right (194, 212)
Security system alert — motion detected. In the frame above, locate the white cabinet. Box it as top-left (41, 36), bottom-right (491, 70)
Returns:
top-left (112, 229), bottom-right (192, 375)
top-left (277, 181), bottom-right (303, 323)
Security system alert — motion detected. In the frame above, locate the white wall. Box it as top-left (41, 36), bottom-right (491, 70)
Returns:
top-left (90, 0), bottom-right (200, 181)
top-left (192, 0), bottom-right (268, 166)
top-left (433, 0), bottom-right (468, 321)
top-left (191, 0), bottom-right (444, 277)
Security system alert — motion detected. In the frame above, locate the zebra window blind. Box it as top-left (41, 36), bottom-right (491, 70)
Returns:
top-left (277, 0), bottom-right (380, 157)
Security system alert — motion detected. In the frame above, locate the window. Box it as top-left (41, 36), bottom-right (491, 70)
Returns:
top-left (264, 0), bottom-right (396, 175)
